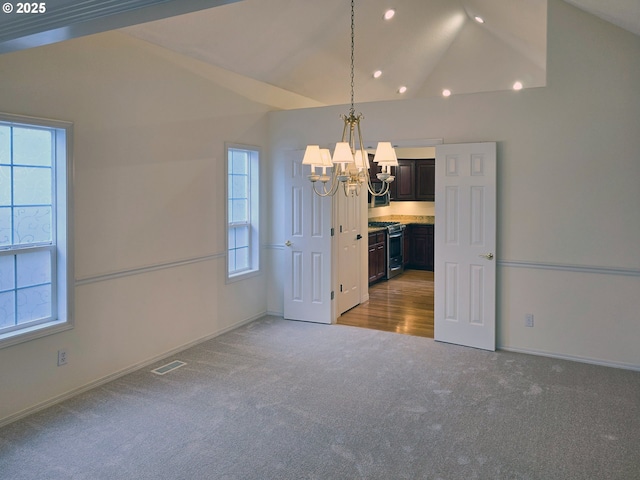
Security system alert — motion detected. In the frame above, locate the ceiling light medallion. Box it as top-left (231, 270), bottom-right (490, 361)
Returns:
top-left (303, 0), bottom-right (398, 197)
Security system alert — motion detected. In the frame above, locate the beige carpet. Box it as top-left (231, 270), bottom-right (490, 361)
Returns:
top-left (1, 316), bottom-right (639, 479)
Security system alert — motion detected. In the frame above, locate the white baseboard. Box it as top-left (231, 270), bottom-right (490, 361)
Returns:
top-left (0, 312), bottom-right (265, 428)
top-left (499, 346), bottom-right (640, 372)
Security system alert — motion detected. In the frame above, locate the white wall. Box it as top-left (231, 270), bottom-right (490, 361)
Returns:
top-left (0, 32), bottom-right (270, 424)
top-left (267, 0), bottom-right (640, 369)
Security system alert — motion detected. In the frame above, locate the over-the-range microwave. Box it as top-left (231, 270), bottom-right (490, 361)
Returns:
top-left (368, 190), bottom-right (390, 208)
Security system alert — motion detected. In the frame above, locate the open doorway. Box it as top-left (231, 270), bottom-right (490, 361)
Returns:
top-left (317, 142), bottom-right (496, 350)
top-left (337, 145), bottom-right (437, 338)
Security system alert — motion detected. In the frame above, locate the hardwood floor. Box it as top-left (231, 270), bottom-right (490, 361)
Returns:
top-left (338, 269), bottom-right (434, 338)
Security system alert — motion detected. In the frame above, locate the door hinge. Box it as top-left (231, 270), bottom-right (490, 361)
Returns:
top-left (340, 225), bottom-right (343, 233)
top-left (331, 228), bottom-right (335, 236)
top-left (331, 291), bottom-right (335, 300)
top-left (340, 284), bottom-right (343, 292)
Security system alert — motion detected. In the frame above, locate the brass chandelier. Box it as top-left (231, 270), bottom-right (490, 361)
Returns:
top-left (302, 0), bottom-right (398, 197)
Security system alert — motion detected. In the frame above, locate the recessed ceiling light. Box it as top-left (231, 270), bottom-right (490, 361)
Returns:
top-left (398, 86), bottom-right (407, 94)
top-left (474, 16), bottom-right (485, 24)
top-left (513, 81), bottom-right (524, 91)
top-left (373, 70), bottom-right (383, 79)
top-left (384, 9), bottom-right (395, 20)
top-left (442, 89), bottom-right (452, 97)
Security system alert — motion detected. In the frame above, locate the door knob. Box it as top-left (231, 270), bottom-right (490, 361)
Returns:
top-left (285, 240), bottom-right (292, 247)
top-left (356, 234), bottom-right (363, 240)
top-left (478, 253), bottom-right (494, 260)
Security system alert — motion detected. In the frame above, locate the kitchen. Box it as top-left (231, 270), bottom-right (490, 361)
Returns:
top-left (338, 147), bottom-right (436, 338)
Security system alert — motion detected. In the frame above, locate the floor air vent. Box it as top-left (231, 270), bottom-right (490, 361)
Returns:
top-left (151, 360), bottom-right (186, 375)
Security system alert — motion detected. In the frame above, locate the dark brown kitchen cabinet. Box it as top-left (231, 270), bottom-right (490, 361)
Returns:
top-left (393, 160), bottom-right (416, 200)
top-left (415, 159), bottom-right (435, 201)
top-left (407, 225), bottom-right (434, 271)
top-left (368, 231), bottom-right (386, 284)
top-left (390, 158), bottom-right (435, 201)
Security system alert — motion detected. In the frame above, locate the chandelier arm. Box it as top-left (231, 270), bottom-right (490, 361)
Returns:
top-left (332, 165), bottom-right (344, 195)
top-left (312, 168), bottom-right (340, 197)
top-left (313, 182), bottom-right (336, 197)
top-left (317, 165), bottom-right (344, 197)
top-left (332, 165), bottom-right (345, 195)
top-left (329, 176), bottom-right (342, 196)
top-left (366, 177), bottom-right (390, 196)
top-left (355, 99), bottom-right (387, 198)
top-left (341, 114), bottom-right (350, 142)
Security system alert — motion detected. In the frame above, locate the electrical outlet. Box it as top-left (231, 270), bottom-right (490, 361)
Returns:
top-left (525, 314), bottom-right (534, 328)
top-left (57, 349), bottom-right (68, 366)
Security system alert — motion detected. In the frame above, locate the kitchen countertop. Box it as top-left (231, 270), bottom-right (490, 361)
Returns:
top-left (367, 215), bottom-right (434, 234)
top-left (368, 215), bottom-right (435, 226)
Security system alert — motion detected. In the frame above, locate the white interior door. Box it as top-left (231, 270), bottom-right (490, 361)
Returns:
top-left (336, 189), bottom-right (361, 315)
top-left (435, 142), bottom-right (496, 351)
top-left (283, 150), bottom-right (333, 324)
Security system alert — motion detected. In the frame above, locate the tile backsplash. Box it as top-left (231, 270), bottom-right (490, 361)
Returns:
top-left (369, 201), bottom-right (435, 222)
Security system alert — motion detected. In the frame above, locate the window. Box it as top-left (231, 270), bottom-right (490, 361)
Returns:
top-left (0, 114), bottom-right (73, 348)
top-left (226, 144), bottom-right (259, 280)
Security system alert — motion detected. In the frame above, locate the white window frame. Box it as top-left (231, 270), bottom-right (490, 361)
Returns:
top-left (0, 113), bottom-right (74, 349)
top-left (225, 143), bottom-right (260, 282)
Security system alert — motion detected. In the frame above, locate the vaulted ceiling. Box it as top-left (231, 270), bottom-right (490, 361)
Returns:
top-left (1, 0), bottom-right (639, 107)
top-left (121, 0), bottom-right (549, 104)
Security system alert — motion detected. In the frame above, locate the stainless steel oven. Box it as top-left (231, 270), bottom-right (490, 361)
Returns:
top-left (386, 223), bottom-right (405, 279)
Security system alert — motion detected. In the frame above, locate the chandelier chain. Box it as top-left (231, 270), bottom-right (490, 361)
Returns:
top-left (350, 0), bottom-right (355, 117)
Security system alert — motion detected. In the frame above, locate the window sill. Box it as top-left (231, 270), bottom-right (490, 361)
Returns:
top-left (0, 320), bottom-right (73, 350)
top-left (226, 268), bottom-right (261, 284)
